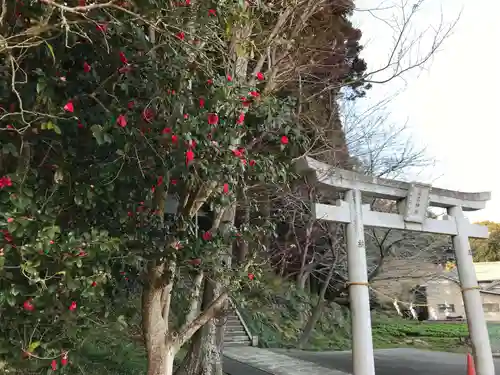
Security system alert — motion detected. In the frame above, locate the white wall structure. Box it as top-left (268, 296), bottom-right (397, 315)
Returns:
top-left (296, 156), bottom-right (494, 375)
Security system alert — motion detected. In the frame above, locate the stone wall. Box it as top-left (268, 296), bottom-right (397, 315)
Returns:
top-left (371, 257), bottom-right (443, 301)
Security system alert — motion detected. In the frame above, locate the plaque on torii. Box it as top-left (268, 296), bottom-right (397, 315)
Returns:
top-left (295, 156), bottom-right (495, 375)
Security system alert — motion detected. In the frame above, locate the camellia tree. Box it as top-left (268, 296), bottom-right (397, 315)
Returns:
top-left (0, 1), bottom-right (301, 374)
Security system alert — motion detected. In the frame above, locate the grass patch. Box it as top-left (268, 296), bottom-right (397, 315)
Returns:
top-left (371, 320), bottom-right (470, 353)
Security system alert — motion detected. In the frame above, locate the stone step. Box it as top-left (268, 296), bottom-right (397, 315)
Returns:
top-left (225, 337), bottom-right (252, 345)
top-left (224, 330), bottom-right (250, 339)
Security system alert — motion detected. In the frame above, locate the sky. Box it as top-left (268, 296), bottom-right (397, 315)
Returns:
top-left (351, 0), bottom-right (500, 223)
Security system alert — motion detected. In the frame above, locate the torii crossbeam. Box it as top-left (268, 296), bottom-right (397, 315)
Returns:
top-left (296, 156), bottom-right (495, 375)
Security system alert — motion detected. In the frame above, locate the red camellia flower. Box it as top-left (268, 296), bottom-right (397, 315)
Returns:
top-left (207, 113), bottom-right (219, 125)
top-left (241, 97), bottom-right (252, 107)
top-left (236, 112), bottom-right (245, 124)
top-left (202, 231), bottom-right (212, 241)
top-left (7, 218), bottom-right (13, 223)
top-left (2, 230), bottom-right (13, 243)
top-left (232, 148), bottom-right (245, 158)
top-left (0, 176), bottom-right (12, 188)
top-left (162, 127), bottom-right (172, 134)
top-left (61, 353), bottom-right (68, 366)
top-left (176, 31), bottom-right (185, 40)
top-left (281, 135), bottom-right (289, 145)
top-left (189, 258), bottom-right (201, 266)
top-left (96, 23), bottom-right (107, 32)
top-left (127, 100), bottom-right (134, 109)
top-left (249, 159), bottom-right (256, 166)
top-left (119, 51), bottom-right (128, 64)
top-left (171, 179), bottom-right (178, 185)
top-left (248, 273), bottom-right (255, 280)
top-left (83, 62), bottom-right (91, 72)
top-left (69, 301), bottom-right (77, 311)
top-left (199, 98), bottom-right (205, 108)
top-left (142, 108), bottom-right (154, 122)
top-left (183, 114), bottom-right (189, 119)
top-left (249, 91), bottom-right (260, 97)
top-left (91, 281), bottom-right (97, 287)
top-left (171, 134), bottom-right (178, 143)
top-left (207, 79), bottom-right (213, 85)
top-left (208, 9), bottom-right (216, 16)
top-left (51, 360), bottom-right (57, 371)
top-left (116, 114), bottom-right (127, 127)
top-left (227, 74), bottom-right (233, 82)
top-left (186, 150), bottom-right (194, 165)
top-left (223, 183), bottom-right (229, 194)
top-left (256, 72), bottom-right (264, 81)
top-left (23, 299), bottom-right (34, 312)
top-left (63, 101), bottom-right (74, 113)
top-left (119, 65), bottom-right (132, 74)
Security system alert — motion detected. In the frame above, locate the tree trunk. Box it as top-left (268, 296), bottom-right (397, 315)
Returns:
top-left (298, 298), bottom-right (325, 348)
top-left (298, 261), bottom-right (336, 348)
top-left (142, 276), bottom-right (169, 375)
top-left (175, 280), bottom-right (224, 375)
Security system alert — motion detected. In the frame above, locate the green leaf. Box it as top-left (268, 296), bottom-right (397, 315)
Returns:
top-left (53, 124), bottom-right (62, 135)
top-left (44, 42), bottom-right (55, 64)
top-left (6, 294), bottom-right (15, 307)
top-left (2, 143), bottom-right (18, 156)
top-left (28, 341), bottom-right (41, 352)
top-left (36, 80), bottom-right (47, 94)
top-left (91, 125), bottom-right (106, 145)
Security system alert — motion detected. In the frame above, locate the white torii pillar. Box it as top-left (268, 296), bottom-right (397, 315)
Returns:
top-left (296, 156), bottom-right (495, 375)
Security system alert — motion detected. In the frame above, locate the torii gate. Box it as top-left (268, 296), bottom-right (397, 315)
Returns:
top-left (296, 156), bottom-right (495, 375)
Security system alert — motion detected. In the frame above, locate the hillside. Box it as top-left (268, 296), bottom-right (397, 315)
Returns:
top-left (70, 272), bottom-right (480, 375)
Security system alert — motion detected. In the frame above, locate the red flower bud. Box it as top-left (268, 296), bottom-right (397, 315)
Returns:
top-left (23, 299), bottom-right (34, 311)
top-left (186, 150), bottom-right (194, 165)
top-left (63, 101), bottom-right (74, 113)
top-left (119, 51), bottom-right (128, 65)
top-left (207, 113), bottom-right (219, 125)
top-left (116, 114), bottom-right (127, 127)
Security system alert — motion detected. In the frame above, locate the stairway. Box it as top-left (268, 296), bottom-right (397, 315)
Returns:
top-left (223, 300), bottom-right (257, 346)
top-left (179, 277), bottom-right (256, 346)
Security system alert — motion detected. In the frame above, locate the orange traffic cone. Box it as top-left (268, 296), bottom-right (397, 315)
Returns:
top-left (467, 353), bottom-right (476, 375)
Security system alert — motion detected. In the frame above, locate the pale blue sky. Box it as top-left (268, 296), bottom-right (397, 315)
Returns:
top-left (352, 0), bottom-right (500, 223)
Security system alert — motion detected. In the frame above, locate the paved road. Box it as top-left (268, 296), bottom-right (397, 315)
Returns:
top-left (272, 348), bottom-right (500, 375)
